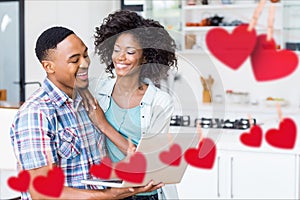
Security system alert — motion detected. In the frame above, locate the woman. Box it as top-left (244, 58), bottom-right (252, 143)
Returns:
top-left (81, 10), bottom-right (178, 200)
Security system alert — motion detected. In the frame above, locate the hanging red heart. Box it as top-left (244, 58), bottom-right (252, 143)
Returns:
top-left (159, 143), bottom-right (182, 166)
top-left (33, 166), bottom-right (65, 198)
top-left (184, 138), bottom-right (216, 169)
top-left (206, 24), bottom-right (257, 70)
top-left (265, 118), bottom-right (297, 149)
top-left (251, 34), bottom-right (298, 81)
top-left (7, 170), bottom-right (30, 192)
top-left (240, 125), bottom-right (263, 147)
top-left (115, 152), bottom-right (146, 184)
top-left (90, 156), bottom-right (113, 179)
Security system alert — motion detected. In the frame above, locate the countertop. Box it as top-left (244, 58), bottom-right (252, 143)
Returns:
top-left (0, 101), bottom-right (22, 109)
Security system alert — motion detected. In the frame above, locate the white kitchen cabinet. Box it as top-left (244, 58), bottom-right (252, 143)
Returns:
top-left (0, 169), bottom-right (20, 199)
top-left (282, 1), bottom-right (300, 53)
top-left (177, 149), bottom-right (226, 199)
top-left (177, 149), bottom-right (298, 199)
top-left (230, 151), bottom-right (297, 199)
top-left (0, 108), bottom-right (19, 199)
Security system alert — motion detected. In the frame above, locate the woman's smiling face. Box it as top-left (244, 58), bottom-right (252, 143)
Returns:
top-left (112, 33), bottom-right (144, 78)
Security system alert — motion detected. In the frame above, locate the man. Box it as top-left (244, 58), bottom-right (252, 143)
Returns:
top-left (10, 26), bottom-right (161, 200)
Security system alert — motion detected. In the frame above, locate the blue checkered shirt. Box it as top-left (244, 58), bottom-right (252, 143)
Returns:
top-left (10, 78), bottom-right (105, 200)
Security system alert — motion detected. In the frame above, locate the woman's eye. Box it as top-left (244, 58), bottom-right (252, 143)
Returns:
top-left (113, 48), bottom-right (120, 53)
top-left (127, 51), bottom-right (135, 55)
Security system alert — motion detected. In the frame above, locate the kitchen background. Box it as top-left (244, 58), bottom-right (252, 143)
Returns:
top-left (1, 0), bottom-right (300, 109)
top-left (1, 0), bottom-right (300, 199)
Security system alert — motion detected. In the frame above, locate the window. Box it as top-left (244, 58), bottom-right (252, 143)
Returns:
top-left (0, 0), bottom-right (25, 103)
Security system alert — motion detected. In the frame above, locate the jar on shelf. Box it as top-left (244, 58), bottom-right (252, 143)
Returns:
top-left (221, 0), bottom-right (234, 4)
top-left (187, 0), bottom-right (196, 5)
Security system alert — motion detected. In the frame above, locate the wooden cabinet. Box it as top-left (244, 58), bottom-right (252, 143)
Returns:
top-left (177, 149), bottom-right (298, 199)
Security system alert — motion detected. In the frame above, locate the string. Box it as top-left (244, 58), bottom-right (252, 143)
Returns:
top-left (196, 121), bottom-right (203, 142)
top-left (248, 0), bottom-right (267, 32)
top-left (167, 132), bottom-right (173, 147)
top-left (267, 3), bottom-right (275, 41)
top-left (126, 136), bottom-right (134, 162)
top-left (247, 113), bottom-right (253, 128)
top-left (276, 102), bottom-right (283, 122)
top-left (98, 141), bottom-right (104, 159)
top-left (46, 150), bottom-right (53, 170)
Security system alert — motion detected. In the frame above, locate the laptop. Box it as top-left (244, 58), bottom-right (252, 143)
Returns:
top-left (82, 131), bottom-right (199, 188)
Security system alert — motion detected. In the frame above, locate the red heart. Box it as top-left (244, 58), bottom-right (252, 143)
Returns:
top-left (206, 24), bottom-right (257, 70)
top-left (33, 166), bottom-right (65, 198)
top-left (159, 143), bottom-right (182, 166)
top-left (240, 125), bottom-right (263, 147)
top-left (184, 138), bottom-right (216, 169)
top-left (250, 34), bottom-right (298, 81)
top-left (90, 156), bottom-right (113, 179)
top-left (115, 152), bottom-right (146, 184)
top-left (7, 170), bottom-right (30, 192)
top-left (265, 118), bottom-right (297, 149)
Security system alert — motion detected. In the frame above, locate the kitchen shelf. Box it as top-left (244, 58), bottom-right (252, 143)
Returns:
top-left (183, 26), bottom-right (282, 31)
top-left (183, 3), bottom-right (282, 10)
top-left (181, 0), bottom-right (283, 52)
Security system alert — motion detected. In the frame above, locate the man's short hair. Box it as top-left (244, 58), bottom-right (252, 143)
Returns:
top-left (35, 26), bottom-right (74, 62)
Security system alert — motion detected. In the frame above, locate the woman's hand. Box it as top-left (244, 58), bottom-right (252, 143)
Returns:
top-left (77, 88), bottom-right (96, 111)
top-left (77, 88), bottom-right (136, 155)
top-left (87, 98), bottom-right (108, 130)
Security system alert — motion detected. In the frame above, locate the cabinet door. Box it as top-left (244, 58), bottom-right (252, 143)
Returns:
top-left (177, 151), bottom-right (226, 199)
top-left (230, 151), bottom-right (297, 199)
top-left (0, 169), bottom-right (20, 199)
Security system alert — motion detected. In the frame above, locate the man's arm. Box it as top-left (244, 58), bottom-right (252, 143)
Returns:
top-left (28, 165), bottom-right (162, 200)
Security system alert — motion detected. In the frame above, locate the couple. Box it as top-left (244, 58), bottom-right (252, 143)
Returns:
top-left (10, 10), bottom-right (178, 200)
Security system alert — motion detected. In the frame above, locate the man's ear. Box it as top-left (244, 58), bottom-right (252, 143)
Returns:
top-left (41, 61), bottom-right (55, 74)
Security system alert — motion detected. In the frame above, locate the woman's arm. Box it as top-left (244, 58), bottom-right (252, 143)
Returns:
top-left (78, 88), bottom-right (134, 154)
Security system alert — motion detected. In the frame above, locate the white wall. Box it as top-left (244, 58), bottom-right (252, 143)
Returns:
top-left (175, 53), bottom-right (300, 110)
top-left (24, 0), bottom-right (120, 98)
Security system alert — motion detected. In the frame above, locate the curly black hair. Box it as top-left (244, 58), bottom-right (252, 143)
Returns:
top-left (94, 10), bottom-right (177, 85)
top-left (35, 26), bottom-right (74, 62)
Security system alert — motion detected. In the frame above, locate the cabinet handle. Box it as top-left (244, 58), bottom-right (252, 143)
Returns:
top-left (230, 157), bottom-right (234, 199)
top-left (217, 156), bottom-right (220, 198)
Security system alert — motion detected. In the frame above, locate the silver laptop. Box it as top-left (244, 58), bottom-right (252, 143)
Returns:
top-left (82, 131), bottom-right (199, 188)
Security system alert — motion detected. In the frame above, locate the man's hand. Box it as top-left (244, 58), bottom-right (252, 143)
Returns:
top-left (107, 181), bottom-right (164, 199)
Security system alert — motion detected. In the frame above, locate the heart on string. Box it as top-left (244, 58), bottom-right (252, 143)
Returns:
top-left (250, 34), bottom-right (298, 81)
top-left (206, 24), bottom-right (257, 70)
top-left (115, 152), bottom-right (146, 184)
top-left (265, 118), bottom-right (297, 149)
top-left (90, 156), bottom-right (113, 179)
top-left (7, 170), bottom-right (30, 192)
top-left (240, 125), bottom-right (263, 147)
top-left (33, 166), bottom-right (65, 198)
top-left (159, 143), bottom-right (182, 166)
top-left (184, 138), bottom-right (216, 169)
